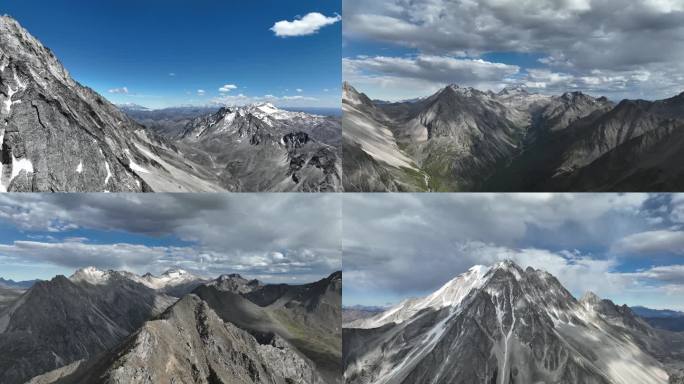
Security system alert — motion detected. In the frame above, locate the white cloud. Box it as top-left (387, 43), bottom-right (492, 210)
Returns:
top-left (108, 87), bottom-right (129, 94)
top-left (344, 55), bottom-right (520, 100)
top-left (627, 264), bottom-right (684, 284)
top-left (271, 12), bottom-right (341, 37)
top-left (344, 0), bottom-right (684, 100)
top-left (296, 88), bottom-right (303, 93)
top-left (0, 194), bottom-right (342, 280)
top-left (219, 84), bottom-right (238, 93)
top-left (611, 229), bottom-right (684, 255)
top-left (210, 94), bottom-right (317, 106)
top-left (197, 89), bottom-right (206, 96)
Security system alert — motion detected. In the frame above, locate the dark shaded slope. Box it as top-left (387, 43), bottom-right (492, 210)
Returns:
top-left (0, 275), bottom-right (171, 384)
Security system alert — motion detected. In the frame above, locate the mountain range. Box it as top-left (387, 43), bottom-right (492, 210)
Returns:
top-left (343, 261), bottom-right (684, 384)
top-left (0, 267), bottom-right (341, 384)
top-left (0, 15), bottom-right (341, 192)
top-left (343, 82), bottom-right (684, 192)
top-left (632, 306), bottom-right (684, 333)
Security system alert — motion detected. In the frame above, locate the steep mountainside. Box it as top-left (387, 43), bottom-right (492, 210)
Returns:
top-left (30, 295), bottom-right (326, 384)
top-left (342, 83), bottom-right (428, 192)
top-left (0, 16), bottom-right (227, 192)
top-left (194, 271), bottom-right (343, 384)
top-left (1, 15), bottom-right (341, 192)
top-left (344, 261), bottom-right (680, 384)
top-left (178, 103), bottom-right (342, 192)
top-left (344, 82), bottom-right (684, 191)
top-left (29, 272), bottom-right (343, 384)
top-left (0, 271), bottom-right (175, 384)
top-left (0, 287), bottom-right (22, 312)
top-left (487, 95), bottom-right (684, 191)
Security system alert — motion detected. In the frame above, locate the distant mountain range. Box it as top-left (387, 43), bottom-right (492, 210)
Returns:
top-left (0, 267), bottom-right (341, 384)
top-left (0, 277), bottom-right (38, 289)
top-left (0, 15), bottom-right (341, 192)
top-left (342, 305), bottom-right (385, 323)
top-left (632, 306), bottom-right (684, 332)
top-left (344, 261), bottom-right (684, 384)
top-left (343, 82), bottom-right (684, 192)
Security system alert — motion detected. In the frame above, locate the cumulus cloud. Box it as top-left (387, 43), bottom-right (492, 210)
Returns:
top-left (345, 55), bottom-right (519, 84)
top-left (344, 55), bottom-right (520, 99)
top-left (0, 195), bottom-right (341, 281)
top-left (627, 264), bottom-right (684, 284)
top-left (219, 84), bottom-right (238, 93)
top-left (342, 193), bottom-right (684, 309)
top-left (271, 12), bottom-right (341, 37)
top-left (344, 0), bottom-right (684, 100)
top-left (197, 89), bottom-right (206, 96)
top-left (108, 87), bottom-right (129, 94)
top-left (611, 229), bottom-right (684, 255)
top-left (210, 93), bottom-right (317, 107)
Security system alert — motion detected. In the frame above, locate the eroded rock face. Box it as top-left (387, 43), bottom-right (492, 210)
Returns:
top-left (0, 16), bottom-right (229, 192)
top-left (2, 15), bottom-right (341, 192)
top-left (25, 272), bottom-right (343, 384)
top-left (344, 262), bottom-right (673, 384)
top-left (0, 274), bottom-right (174, 384)
top-left (29, 295), bottom-right (326, 384)
top-left (344, 81), bottom-right (684, 192)
top-left (195, 271), bottom-right (343, 384)
top-left (179, 103), bottom-right (343, 192)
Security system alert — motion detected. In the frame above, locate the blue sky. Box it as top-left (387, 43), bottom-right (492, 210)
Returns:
top-left (3, 0), bottom-right (341, 109)
top-left (0, 194), bottom-right (341, 283)
top-left (344, 194), bottom-right (684, 311)
top-left (343, 0), bottom-right (684, 101)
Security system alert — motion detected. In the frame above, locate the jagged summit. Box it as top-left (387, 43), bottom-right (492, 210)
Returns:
top-left (345, 79), bottom-right (684, 192)
top-left (499, 85), bottom-right (531, 95)
top-left (580, 291), bottom-right (602, 305)
top-left (67, 267), bottom-right (204, 291)
top-left (0, 16), bottom-right (230, 192)
top-left (345, 263), bottom-right (673, 384)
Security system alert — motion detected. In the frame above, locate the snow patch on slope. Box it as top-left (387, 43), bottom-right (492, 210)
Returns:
top-left (70, 267), bottom-right (109, 285)
top-left (350, 265), bottom-right (491, 329)
top-left (139, 269), bottom-right (200, 290)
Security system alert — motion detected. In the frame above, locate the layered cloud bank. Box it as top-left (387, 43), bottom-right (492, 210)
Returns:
top-left (344, 0), bottom-right (684, 100)
top-left (0, 195), bottom-right (341, 283)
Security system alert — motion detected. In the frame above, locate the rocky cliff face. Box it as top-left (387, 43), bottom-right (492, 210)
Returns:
top-left (179, 103), bottom-right (342, 192)
top-left (344, 261), bottom-right (675, 384)
top-left (2, 15), bottom-right (341, 192)
top-left (30, 294), bottom-right (325, 384)
top-left (344, 82), bottom-right (684, 192)
top-left (0, 273), bottom-right (175, 384)
top-left (342, 83), bottom-right (429, 192)
top-left (26, 272), bottom-right (342, 384)
top-left (0, 16), bottom-right (230, 192)
top-left (195, 271), bottom-right (343, 384)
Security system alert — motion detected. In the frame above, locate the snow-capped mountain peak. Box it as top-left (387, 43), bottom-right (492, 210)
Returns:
top-left (349, 265), bottom-right (491, 329)
top-left (69, 267), bottom-right (110, 285)
top-left (345, 262), bottom-right (674, 384)
top-left (69, 267), bottom-right (202, 289)
top-left (139, 269), bottom-right (200, 289)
